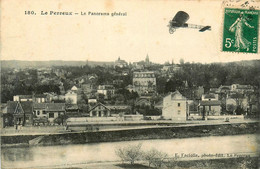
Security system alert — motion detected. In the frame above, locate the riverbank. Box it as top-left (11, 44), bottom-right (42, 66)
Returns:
top-left (1, 121), bottom-right (259, 147)
top-left (9, 157), bottom-right (257, 169)
top-left (75, 157), bottom-right (259, 169)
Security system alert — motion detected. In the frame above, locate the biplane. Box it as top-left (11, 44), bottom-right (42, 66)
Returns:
top-left (168, 11), bottom-right (211, 34)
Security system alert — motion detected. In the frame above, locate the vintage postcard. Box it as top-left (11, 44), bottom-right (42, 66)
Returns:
top-left (1, 0), bottom-right (259, 169)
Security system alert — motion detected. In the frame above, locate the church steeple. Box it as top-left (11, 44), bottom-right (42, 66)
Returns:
top-left (145, 54), bottom-right (149, 63)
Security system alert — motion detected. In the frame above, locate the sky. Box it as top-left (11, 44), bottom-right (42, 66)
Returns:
top-left (1, 0), bottom-right (260, 64)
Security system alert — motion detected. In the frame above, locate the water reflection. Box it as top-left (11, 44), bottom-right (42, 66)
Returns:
top-left (1, 134), bottom-right (258, 168)
top-left (3, 149), bottom-right (33, 162)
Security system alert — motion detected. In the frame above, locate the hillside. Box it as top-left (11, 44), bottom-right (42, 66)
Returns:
top-left (0, 60), bottom-right (114, 69)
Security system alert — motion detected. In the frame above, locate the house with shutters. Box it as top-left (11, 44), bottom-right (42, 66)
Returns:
top-left (33, 103), bottom-right (66, 124)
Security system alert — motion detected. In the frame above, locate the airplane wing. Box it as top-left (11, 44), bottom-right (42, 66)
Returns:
top-left (172, 11), bottom-right (190, 27)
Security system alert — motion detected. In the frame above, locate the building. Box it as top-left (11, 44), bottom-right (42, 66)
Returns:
top-left (33, 94), bottom-right (50, 103)
top-left (218, 85), bottom-right (231, 94)
top-left (65, 91), bottom-right (77, 104)
top-left (97, 85), bottom-right (115, 99)
top-left (231, 84), bottom-right (254, 94)
top-left (198, 94), bottom-right (221, 116)
top-left (88, 102), bottom-right (111, 117)
top-left (7, 101), bottom-right (33, 126)
top-left (135, 98), bottom-right (152, 108)
top-left (201, 93), bottom-right (218, 101)
top-left (133, 71), bottom-right (156, 94)
top-left (226, 93), bottom-right (249, 112)
top-left (13, 95), bottom-right (33, 102)
top-left (13, 94), bottom-right (50, 103)
top-left (198, 100), bottom-right (221, 116)
top-left (161, 65), bottom-right (181, 73)
top-left (125, 84), bottom-right (134, 92)
top-left (33, 103), bottom-right (66, 124)
top-left (114, 57), bottom-right (128, 68)
top-left (162, 91), bottom-right (188, 121)
top-left (1, 103), bottom-right (13, 127)
top-left (106, 105), bottom-right (131, 115)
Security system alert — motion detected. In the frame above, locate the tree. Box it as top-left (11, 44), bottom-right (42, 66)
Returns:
top-left (66, 98), bottom-right (74, 105)
top-left (54, 114), bottom-right (68, 125)
top-left (144, 148), bottom-right (168, 167)
top-left (115, 143), bottom-right (143, 165)
top-left (226, 104), bottom-right (236, 114)
top-left (97, 93), bottom-right (105, 103)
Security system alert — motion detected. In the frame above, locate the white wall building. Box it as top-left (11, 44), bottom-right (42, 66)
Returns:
top-left (65, 91), bottom-right (77, 104)
top-left (133, 71), bottom-right (156, 94)
top-left (97, 85), bottom-right (115, 99)
top-left (162, 91), bottom-right (188, 121)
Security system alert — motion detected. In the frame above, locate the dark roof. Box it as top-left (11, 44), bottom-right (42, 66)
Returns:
top-left (204, 93), bottom-right (216, 99)
top-left (34, 103), bottom-right (46, 109)
top-left (66, 104), bottom-right (79, 110)
top-left (34, 94), bottom-right (47, 98)
top-left (200, 100), bottom-right (221, 106)
top-left (46, 103), bottom-right (65, 111)
top-left (236, 85), bottom-right (253, 89)
top-left (88, 102), bottom-right (110, 112)
top-left (219, 86), bottom-right (230, 90)
top-left (7, 101), bottom-right (18, 114)
top-left (135, 98), bottom-right (151, 105)
top-left (20, 102), bottom-right (33, 114)
top-left (106, 105), bottom-right (130, 109)
top-left (7, 101), bottom-right (33, 114)
top-left (33, 103), bottom-right (65, 111)
top-left (154, 100), bottom-right (163, 108)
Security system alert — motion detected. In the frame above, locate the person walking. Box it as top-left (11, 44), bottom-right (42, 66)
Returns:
top-left (229, 12), bottom-right (254, 51)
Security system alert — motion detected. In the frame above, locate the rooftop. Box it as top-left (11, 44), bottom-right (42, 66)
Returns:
top-left (200, 100), bottom-right (221, 106)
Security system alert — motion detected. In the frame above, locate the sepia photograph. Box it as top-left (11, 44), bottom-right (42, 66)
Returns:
top-left (1, 0), bottom-right (259, 168)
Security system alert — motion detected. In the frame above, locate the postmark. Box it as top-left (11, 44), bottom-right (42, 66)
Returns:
top-left (222, 8), bottom-right (259, 53)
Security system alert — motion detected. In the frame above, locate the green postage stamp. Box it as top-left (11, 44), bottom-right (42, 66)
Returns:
top-left (222, 8), bottom-right (259, 53)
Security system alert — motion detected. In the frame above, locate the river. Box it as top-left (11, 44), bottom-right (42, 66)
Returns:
top-left (1, 134), bottom-right (259, 168)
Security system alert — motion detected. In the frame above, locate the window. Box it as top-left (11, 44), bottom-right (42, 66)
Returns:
top-left (49, 113), bottom-right (54, 118)
top-left (43, 111), bottom-right (46, 114)
top-left (178, 110), bottom-right (181, 115)
top-left (92, 111), bottom-right (96, 116)
top-left (25, 116), bottom-right (30, 122)
top-left (37, 110), bottom-right (40, 115)
top-left (178, 103), bottom-right (181, 107)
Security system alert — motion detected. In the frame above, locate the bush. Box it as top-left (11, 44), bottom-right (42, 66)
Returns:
top-left (54, 114), bottom-right (68, 125)
top-left (144, 148), bottom-right (168, 167)
top-left (115, 143), bottom-right (143, 165)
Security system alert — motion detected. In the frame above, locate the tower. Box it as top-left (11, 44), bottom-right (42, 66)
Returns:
top-left (145, 54), bottom-right (150, 64)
